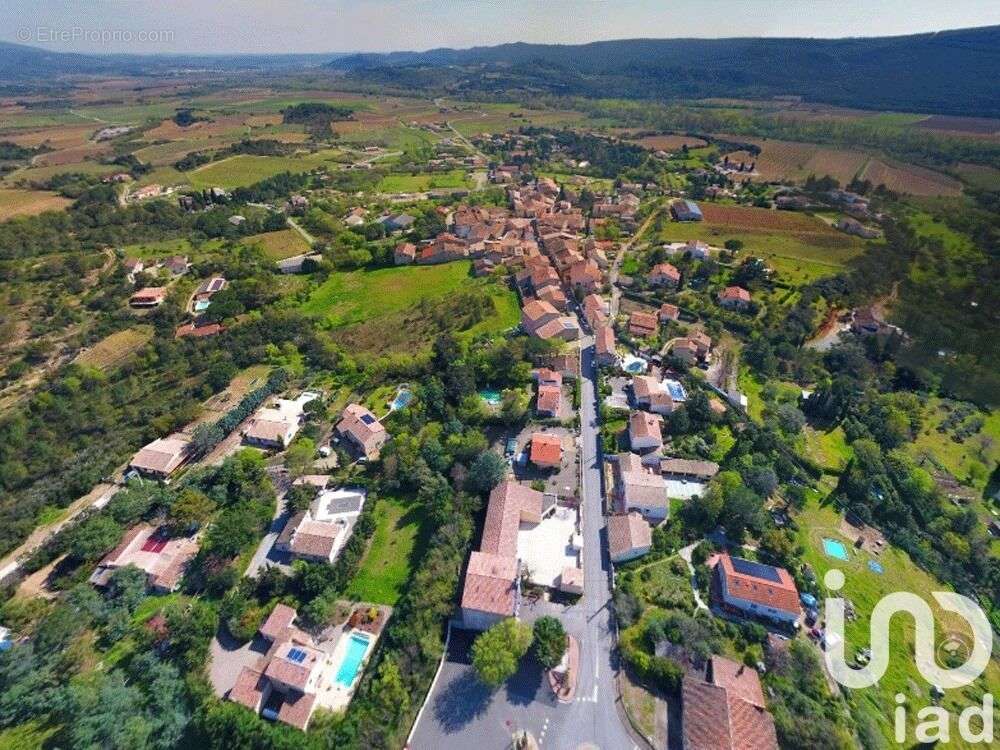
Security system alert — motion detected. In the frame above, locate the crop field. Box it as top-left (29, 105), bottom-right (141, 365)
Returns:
top-left (660, 202), bottom-right (866, 282)
top-left (0, 189), bottom-right (72, 220)
top-left (633, 134), bottom-right (708, 151)
top-left (719, 137), bottom-right (870, 184)
top-left (244, 228), bottom-right (310, 260)
top-left (182, 151), bottom-right (344, 189)
top-left (73, 326), bottom-right (154, 372)
top-left (953, 163), bottom-right (1000, 190)
top-left (4, 160), bottom-right (118, 187)
top-left (377, 169), bottom-right (471, 192)
top-left (6, 124), bottom-right (96, 150)
top-left (911, 114), bottom-right (1000, 136)
top-left (796, 495), bottom-right (1000, 749)
top-left (860, 158), bottom-right (963, 197)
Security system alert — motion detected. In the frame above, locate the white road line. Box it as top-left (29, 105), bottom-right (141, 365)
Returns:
top-left (592, 684), bottom-right (598, 702)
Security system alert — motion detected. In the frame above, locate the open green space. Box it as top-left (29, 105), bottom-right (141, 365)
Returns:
top-left (0, 720), bottom-right (59, 750)
top-left (800, 424), bottom-right (853, 473)
top-left (345, 496), bottom-right (431, 605)
top-left (795, 495), bottom-right (1000, 749)
top-left (244, 228), bottom-right (311, 260)
top-left (377, 169), bottom-right (471, 193)
top-left (301, 261), bottom-right (479, 325)
top-left (907, 397), bottom-right (1000, 491)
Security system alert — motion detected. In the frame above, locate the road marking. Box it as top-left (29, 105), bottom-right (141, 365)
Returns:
top-left (592, 684), bottom-right (598, 702)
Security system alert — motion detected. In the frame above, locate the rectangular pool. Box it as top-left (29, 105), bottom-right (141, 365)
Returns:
top-left (823, 538), bottom-right (850, 561)
top-left (335, 633), bottom-right (371, 687)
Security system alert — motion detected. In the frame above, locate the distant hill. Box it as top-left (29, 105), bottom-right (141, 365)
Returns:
top-left (330, 26), bottom-right (1000, 116)
top-left (0, 41), bottom-right (346, 80)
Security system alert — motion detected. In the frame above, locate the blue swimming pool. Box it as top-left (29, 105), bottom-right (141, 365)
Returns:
top-left (335, 633), bottom-right (371, 687)
top-left (479, 388), bottom-right (502, 406)
top-left (391, 388), bottom-right (412, 410)
top-left (622, 354), bottom-right (647, 374)
top-left (194, 299), bottom-right (211, 312)
top-left (665, 380), bottom-right (687, 401)
top-left (823, 538), bottom-right (850, 561)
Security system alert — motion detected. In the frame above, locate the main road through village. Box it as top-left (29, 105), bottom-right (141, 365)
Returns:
top-left (409, 328), bottom-right (639, 750)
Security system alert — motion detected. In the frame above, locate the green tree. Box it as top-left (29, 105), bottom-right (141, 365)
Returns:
top-left (471, 618), bottom-right (533, 688)
top-left (168, 488), bottom-right (217, 532)
top-left (284, 436), bottom-right (316, 477)
top-left (532, 616), bottom-right (567, 669)
top-left (467, 451), bottom-right (508, 495)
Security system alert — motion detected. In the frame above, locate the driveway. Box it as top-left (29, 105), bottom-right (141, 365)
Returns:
top-left (244, 468), bottom-right (294, 578)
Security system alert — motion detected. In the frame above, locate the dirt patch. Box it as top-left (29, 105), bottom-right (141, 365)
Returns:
top-left (32, 143), bottom-right (112, 167)
top-left (634, 134), bottom-right (707, 151)
top-left (698, 202), bottom-right (838, 232)
top-left (860, 158), bottom-right (962, 197)
top-left (0, 189), bottom-right (73, 220)
top-left (73, 325), bottom-right (154, 372)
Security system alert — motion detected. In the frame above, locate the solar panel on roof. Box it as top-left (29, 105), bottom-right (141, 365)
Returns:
top-left (731, 557), bottom-right (782, 583)
top-left (287, 647), bottom-right (307, 663)
top-left (360, 414), bottom-right (376, 425)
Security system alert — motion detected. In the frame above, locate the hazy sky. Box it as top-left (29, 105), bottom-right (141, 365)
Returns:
top-left (2, 0), bottom-right (998, 55)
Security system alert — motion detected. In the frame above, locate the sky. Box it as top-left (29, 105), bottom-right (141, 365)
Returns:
top-left (1, 0), bottom-right (998, 55)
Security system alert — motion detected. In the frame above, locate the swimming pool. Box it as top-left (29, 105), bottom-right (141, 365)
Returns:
top-left (390, 388), bottom-right (412, 410)
top-left (479, 388), bottom-right (502, 406)
top-left (665, 379), bottom-right (687, 401)
top-left (194, 299), bottom-right (211, 312)
top-left (823, 538), bottom-right (850, 561)
top-left (622, 354), bottom-right (647, 374)
top-left (335, 633), bottom-right (371, 687)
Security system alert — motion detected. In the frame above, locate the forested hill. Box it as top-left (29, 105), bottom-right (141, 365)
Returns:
top-left (331, 26), bottom-right (1000, 116)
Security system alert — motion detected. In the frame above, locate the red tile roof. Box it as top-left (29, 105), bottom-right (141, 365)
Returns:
top-left (276, 691), bottom-right (317, 731)
top-left (259, 603), bottom-right (297, 642)
top-left (716, 553), bottom-right (799, 615)
top-left (681, 657), bottom-right (778, 750)
top-left (659, 303), bottom-right (680, 321)
top-left (607, 513), bottom-right (652, 560)
top-left (530, 432), bottom-right (562, 466)
top-left (721, 285), bottom-right (751, 303)
top-left (229, 667), bottom-right (265, 711)
top-left (461, 551), bottom-right (518, 616)
top-left (481, 481), bottom-right (544, 557)
top-left (628, 311), bottom-right (658, 337)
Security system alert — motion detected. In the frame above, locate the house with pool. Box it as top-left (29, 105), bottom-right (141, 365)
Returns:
top-left (228, 604), bottom-right (378, 730)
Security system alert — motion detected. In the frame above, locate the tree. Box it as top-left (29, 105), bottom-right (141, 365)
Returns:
top-left (471, 618), bottom-right (533, 688)
top-left (68, 515), bottom-right (123, 563)
top-left (284, 436), bottom-right (316, 477)
top-left (467, 451), bottom-right (507, 495)
top-left (532, 616), bottom-right (567, 669)
top-left (168, 489), bottom-right (216, 532)
top-left (499, 388), bottom-right (528, 426)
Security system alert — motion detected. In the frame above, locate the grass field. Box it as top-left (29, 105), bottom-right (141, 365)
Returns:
top-left (795, 496), bottom-right (1000, 749)
top-left (184, 150), bottom-right (344, 190)
top-left (633, 134), bottom-right (708, 151)
top-left (345, 497), bottom-right (431, 605)
top-left (661, 203), bottom-right (866, 283)
top-left (0, 189), bottom-right (72, 219)
top-left (73, 326), bottom-right (154, 372)
top-left (907, 398), bottom-right (1000, 492)
top-left (953, 163), bottom-right (1000, 191)
top-left (301, 261), bottom-right (480, 325)
top-left (377, 169), bottom-right (471, 193)
top-left (244, 228), bottom-right (310, 260)
top-left (0, 721), bottom-right (59, 750)
top-left (800, 424), bottom-right (853, 473)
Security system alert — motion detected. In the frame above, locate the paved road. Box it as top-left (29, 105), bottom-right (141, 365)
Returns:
top-left (409, 337), bottom-right (640, 749)
top-left (609, 202), bottom-right (662, 318)
top-left (244, 468), bottom-right (293, 578)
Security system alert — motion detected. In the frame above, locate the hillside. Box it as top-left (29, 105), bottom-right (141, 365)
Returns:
top-left (332, 26), bottom-right (1000, 116)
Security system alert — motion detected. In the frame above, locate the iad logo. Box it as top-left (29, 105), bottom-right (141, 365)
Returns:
top-left (822, 568), bottom-right (995, 744)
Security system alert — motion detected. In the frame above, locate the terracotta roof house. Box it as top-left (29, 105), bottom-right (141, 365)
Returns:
top-left (568, 259), bottom-right (603, 294)
top-left (460, 481), bottom-right (545, 630)
top-left (194, 276), bottom-right (227, 300)
top-left (595, 325), bottom-right (619, 366)
top-left (536, 287), bottom-right (572, 315)
top-left (632, 375), bottom-right (676, 415)
top-left (659, 303), bottom-right (680, 322)
top-left (628, 311), bottom-right (658, 338)
top-left (614, 453), bottom-right (669, 520)
top-left (719, 286), bottom-right (752, 310)
top-left (275, 487), bottom-right (366, 564)
top-left (670, 334), bottom-right (710, 365)
top-left (244, 392), bottom-right (319, 450)
top-left (530, 432), bottom-right (563, 469)
top-left (521, 299), bottom-right (561, 335)
top-left (130, 435), bottom-right (190, 480)
top-left (335, 403), bottom-right (388, 460)
top-left (629, 411), bottom-right (663, 451)
top-left (712, 553), bottom-right (800, 625)
top-left (607, 512), bottom-right (653, 563)
top-left (123, 257), bottom-right (144, 276)
top-left (534, 368), bottom-right (563, 418)
top-left (530, 312), bottom-right (581, 342)
top-left (681, 655), bottom-right (778, 750)
top-left (163, 255), bottom-right (189, 276)
top-left (394, 242), bottom-right (416, 265)
top-left (661, 458), bottom-right (720, 481)
top-left (175, 322), bottom-right (223, 339)
top-left (582, 293), bottom-right (607, 326)
top-left (130, 287), bottom-right (167, 308)
top-left (228, 605), bottom-right (334, 731)
top-left (90, 524), bottom-right (198, 593)
top-left (648, 263), bottom-right (681, 288)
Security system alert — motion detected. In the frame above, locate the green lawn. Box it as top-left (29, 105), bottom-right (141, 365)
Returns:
top-left (377, 169), bottom-right (471, 193)
top-left (795, 495), bottom-right (1000, 749)
top-left (183, 150), bottom-right (345, 190)
top-left (301, 261), bottom-right (477, 325)
top-left (345, 497), bottom-right (430, 605)
top-left (244, 228), bottom-right (311, 260)
top-left (800, 424), bottom-right (853, 473)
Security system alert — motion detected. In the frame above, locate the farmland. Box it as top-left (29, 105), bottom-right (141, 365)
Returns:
top-left (73, 326), bottom-right (154, 372)
top-left (185, 153), bottom-right (334, 189)
top-left (632, 134), bottom-right (708, 151)
top-left (0, 189), bottom-right (72, 220)
top-left (859, 157), bottom-right (963, 197)
top-left (719, 137), bottom-right (870, 184)
top-left (377, 169), bottom-right (472, 193)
